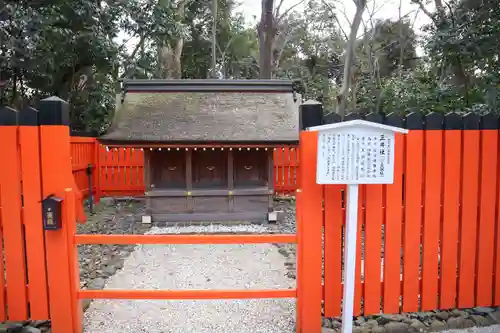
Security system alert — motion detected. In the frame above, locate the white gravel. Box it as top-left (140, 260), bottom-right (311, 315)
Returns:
top-left (83, 224), bottom-right (296, 333)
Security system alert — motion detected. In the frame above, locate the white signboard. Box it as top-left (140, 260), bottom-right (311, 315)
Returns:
top-left (308, 119), bottom-right (407, 333)
top-left (316, 129), bottom-right (395, 184)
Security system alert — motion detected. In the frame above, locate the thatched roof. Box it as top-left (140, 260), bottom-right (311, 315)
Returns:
top-left (100, 80), bottom-right (299, 144)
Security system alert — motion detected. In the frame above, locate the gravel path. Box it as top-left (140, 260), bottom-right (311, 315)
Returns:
top-left (83, 224), bottom-right (296, 333)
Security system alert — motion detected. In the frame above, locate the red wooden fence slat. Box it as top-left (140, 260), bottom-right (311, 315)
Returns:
top-left (275, 148), bottom-right (284, 193)
top-left (364, 183), bottom-right (383, 315)
top-left (383, 133), bottom-right (404, 314)
top-left (0, 123), bottom-right (29, 320)
top-left (421, 129), bottom-right (443, 311)
top-left (94, 140), bottom-right (101, 201)
top-left (495, 136), bottom-right (500, 305)
top-left (476, 129), bottom-right (498, 306)
top-left (458, 129), bottom-right (480, 308)
top-left (0, 187), bottom-right (5, 321)
top-left (119, 148), bottom-right (126, 189)
top-left (298, 131), bottom-right (323, 332)
top-left (113, 149), bottom-right (120, 190)
top-left (130, 148), bottom-right (137, 186)
top-left (402, 130), bottom-right (424, 313)
top-left (19, 124), bottom-right (50, 319)
top-left (323, 185), bottom-right (344, 317)
top-left (137, 149), bottom-right (145, 192)
top-left (440, 129), bottom-right (462, 309)
top-left (282, 148), bottom-right (289, 191)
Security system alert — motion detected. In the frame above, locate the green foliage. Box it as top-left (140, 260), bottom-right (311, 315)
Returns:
top-left (354, 0), bottom-right (500, 115)
top-left (275, 0), bottom-right (344, 108)
top-left (69, 71), bottom-right (116, 135)
top-left (363, 19), bottom-right (418, 78)
top-left (0, 0), bottom-right (122, 133)
top-left (2, 0), bottom-right (500, 134)
top-left (421, 0), bottom-right (500, 112)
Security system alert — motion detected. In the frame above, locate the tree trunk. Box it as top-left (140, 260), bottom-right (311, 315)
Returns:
top-left (258, 0), bottom-right (275, 79)
top-left (211, 0), bottom-right (218, 78)
top-left (160, 0), bottom-right (187, 79)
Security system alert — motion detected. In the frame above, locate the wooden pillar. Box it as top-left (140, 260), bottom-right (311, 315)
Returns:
top-left (186, 148), bottom-right (193, 211)
top-left (93, 139), bottom-right (102, 202)
top-left (144, 149), bottom-right (152, 214)
top-left (297, 101), bottom-right (323, 333)
top-left (267, 148), bottom-right (274, 212)
top-left (228, 149), bottom-right (234, 212)
top-left (38, 96), bottom-right (81, 333)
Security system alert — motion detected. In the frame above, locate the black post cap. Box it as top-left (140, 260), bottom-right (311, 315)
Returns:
top-left (344, 112), bottom-right (362, 121)
top-left (299, 100), bottom-right (323, 130)
top-left (480, 113), bottom-right (499, 130)
top-left (406, 111), bottom-right (424, 130)
top-left (385, 113), bottom-right (404, 128)
top-left (444, 112), bottom-right (462, 130)
top-left (0, 106), bottom-right (19, 126)
top-left (37, 96), bottom-right (70, 126)
top-left (424, 112), bottom-right (444, 130)
top-left (365, 112), bottom-right (384, 124)
top-left (19, 106), bottom-right (39, 126)
top-left (323, 112), bottom-right (341, 124)
top-left (463, 113), bottom-right (480, 130)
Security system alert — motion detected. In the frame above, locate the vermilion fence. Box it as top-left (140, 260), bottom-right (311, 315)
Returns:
top-left (71, 137), bottom-right (99, 198)
top-left (98, 146), bottom-right (145, 197)
top-left (69, 138), bottom-right (300, 197)
top-left (300, 111), bottom-right (500, 319)
top-left (4, 102), bottom-right (500, 332)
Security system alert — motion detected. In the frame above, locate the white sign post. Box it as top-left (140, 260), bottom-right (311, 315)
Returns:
top-left (308, 119), bottom-right (408, 333)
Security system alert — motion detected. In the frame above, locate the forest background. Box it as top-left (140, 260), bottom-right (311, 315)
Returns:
top-left (1, 0), bottom-right (498, 134)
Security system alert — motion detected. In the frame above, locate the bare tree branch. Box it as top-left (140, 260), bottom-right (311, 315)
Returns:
top-left (120, 36), bottom-right (147, 79)
top-left (275, 0), bottom-right (286, 18)
top-left (410, 0), bottom-right (437, 23)
top-left (276, 0), bottom-right (306, 23)
top-left (335, 0), bottom-right (367, 118)
top-left (321, 0), bottom-right (349, 40)
top-left (333, 0), bottom-right (352, 27)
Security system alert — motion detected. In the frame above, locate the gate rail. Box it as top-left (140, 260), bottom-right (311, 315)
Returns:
top-left (74, 233), bottom-right (297, 300)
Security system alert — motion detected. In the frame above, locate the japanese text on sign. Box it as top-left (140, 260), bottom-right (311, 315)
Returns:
top-left (317, 130), bottom-right (395, 184)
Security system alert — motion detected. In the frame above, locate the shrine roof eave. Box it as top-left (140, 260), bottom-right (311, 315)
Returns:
top-left (97, 139), bottom-right (299, 148)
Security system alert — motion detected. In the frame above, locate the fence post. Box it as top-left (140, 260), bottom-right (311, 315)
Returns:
top-left (64, 188), bottom-right (83, 333)
top-left (38, 96), bottom-right (81, 333)
top-left (297, 101), bottom-right (323, 333)
top-left (86, 164), bottom-right (94, 213)
top-left (0, 106), bottom-right (28, 320)
top-left (19, 106), bottom-right (50, 319)
top-left (93, 139), bottom-right (102, 203)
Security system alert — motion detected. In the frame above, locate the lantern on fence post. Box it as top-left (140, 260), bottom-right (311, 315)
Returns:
top-left (308, 119), bottom-right (408, 333)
